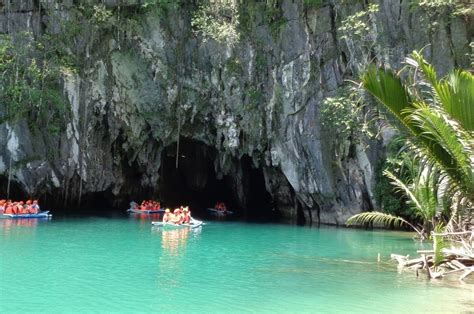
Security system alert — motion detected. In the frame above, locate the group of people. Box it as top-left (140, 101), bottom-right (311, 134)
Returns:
top-left (214, 202), bottom-right (227, 212)
top-left (162, 206), bottom-right (192, 225)
top-left (0, 199), bottom-right (41, 215)
top-left (131, 200), bottom-right (161, 211)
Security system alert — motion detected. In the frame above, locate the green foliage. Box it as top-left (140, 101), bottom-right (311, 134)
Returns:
top-left (320, 85), bottom-right (374, 146)
top-left (91, 4), bottom-right (114, 25)
top-left (362, 54), bottom-right (474, 202)
top-left (373, 138), bottom-right (412, 219)
top-left (191, 0), bottom-right (240, 45)
top-left (410, 0), bottom-right (473, 17)
top-left (245, 87), bottom-right (263, 110)
top-left (225, 58), bottom-right (243, 75)
top-left (303, 0), bottom-right (326, 9)
top-left (338, 4), bottom-right (379, 40)
top-left (237, 1), bottom-right (287, 39)
top-left (347, 211), bottom-right (425, 238)
top-left (0, 32), bottom-right (71, 133)
top-left (374, 134), bottom-right (443, 232)
top-left (432, 223), bottom-right (446, 267)
top-left (358, 51), bottom-right (474, 235)
top-left (337, 3), bottom-right (379, 73)
top-left (264, 3), bottom-right (287, 38)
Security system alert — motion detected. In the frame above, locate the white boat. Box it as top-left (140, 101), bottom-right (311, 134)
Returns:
top-left (152, 219), bottom-right (204, 229)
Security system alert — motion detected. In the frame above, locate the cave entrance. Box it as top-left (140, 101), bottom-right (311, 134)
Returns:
top-left (159, 139), bottom-right (237, 214)
top-left (239, 155), bottom-right (275, 220)
top-left (158, 139), bottom-right (276, 219)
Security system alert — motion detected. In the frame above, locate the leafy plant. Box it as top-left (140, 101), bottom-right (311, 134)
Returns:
top-left (320, 85), bottom-right (374, 148)
top-left (363, 52), bottom-right (473, 201)
top-left (191, 0), bottom-right (240, 45)
top-left (347, 211), bottom-right (425, 238)
top-left (432, 223), bottom-right (446, 267)
top-left (348, 51), bottom-right (474, 235)
top-left (0, 32), bottom-right (71, 132)
top-left (337, 3), bottom-right (379, 73)
top-left (373, 137), bottom-right (414, 219)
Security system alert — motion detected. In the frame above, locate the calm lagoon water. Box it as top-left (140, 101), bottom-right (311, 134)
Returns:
top-left (1, 215), bottom-right (473, 313)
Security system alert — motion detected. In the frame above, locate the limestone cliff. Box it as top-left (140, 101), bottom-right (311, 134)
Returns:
top-left (0, 0), bottom-right (471, 223)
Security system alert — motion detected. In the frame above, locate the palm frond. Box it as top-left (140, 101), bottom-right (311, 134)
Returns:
top-left (409, 103), bottom-right (474, 200)
top-left (346, 211), bottom-right (424, 238)
top-left (347, 211), bottom-right (407, 227)
top-left (384, 169), bottom-right (423, 211)
top-left (362, 66), bottom-right (412, 121)
top-left (410, 52), bottom-right (474, 132)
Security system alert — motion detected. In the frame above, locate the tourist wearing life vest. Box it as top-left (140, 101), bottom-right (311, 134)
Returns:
top-left (0, 200), bottom-right (5, 214)
top-left (17, 202), bottom-right (25, 214)
top-left (163, 209), bottom-right (172, 222)
top-left (171, 208), bottom-right (182, 224)
top-left (183, 207), bottom-right (191, 224)
top-left (215, 202), bottom-right (226, 212)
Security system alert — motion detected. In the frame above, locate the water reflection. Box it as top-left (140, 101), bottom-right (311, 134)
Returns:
top-left (0, 218), bottom-right (48, 236)
top-left (161, 228), bottom-right (191, 256)
top-left (130, 213), bottom-right (162, 224)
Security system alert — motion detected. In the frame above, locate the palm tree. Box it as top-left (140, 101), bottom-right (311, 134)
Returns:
top-left (347, 52), bottom-right (473, 234)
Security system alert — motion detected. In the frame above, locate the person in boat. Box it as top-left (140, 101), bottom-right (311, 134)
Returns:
top-left (0, 200), bottom-right (5, 214)
top-left (25, 200), bottom-right (32, 214)
top-left (163, 208), bottom-right (172, 222)
top-left (183, 207), bottom-right (191, 224)
top-left (5, 204), bottom-right (13, 215)
top-left (32, 200), bottom-right (40, 213)
top-left (129, 201), bottom-right (138, 210)
top-left (170, 208), bottom-right (183, 224)
top-left (215, 202), bottom-right (226, 212)
top-left (18, 201), bottom-right (25, 214)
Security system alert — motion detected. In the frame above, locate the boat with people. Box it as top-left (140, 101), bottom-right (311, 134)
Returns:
top-left (152, 206), bottom-right (204, 229)
top-left (207, 202), bottom-right (233, 216)
top-left (127, 200), bottom-right (165, 214)
top-left (152, 220), bottom-right (203, 229)
top-left (0, 199), bottom-right (52, 219)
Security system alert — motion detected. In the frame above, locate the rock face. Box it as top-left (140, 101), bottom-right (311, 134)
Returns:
top-left (0, 0), bottom-right (471, 224)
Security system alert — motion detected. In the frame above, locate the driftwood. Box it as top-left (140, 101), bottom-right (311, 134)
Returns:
top-left (390, 230), bottom-right (474, 281)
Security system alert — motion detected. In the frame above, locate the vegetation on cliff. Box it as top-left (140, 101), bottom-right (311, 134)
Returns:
top-left (348, 52), bottom-right (473, 239)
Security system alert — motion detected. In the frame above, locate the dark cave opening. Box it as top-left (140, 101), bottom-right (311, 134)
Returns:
top-left (239, 155), bottom-right (276, 220)
top-left (159, 139), bottom-right (238, 215)
top-left (158, 139), bottom-right (276, 220)
top-left (0, 177), bottom-right (25, 201)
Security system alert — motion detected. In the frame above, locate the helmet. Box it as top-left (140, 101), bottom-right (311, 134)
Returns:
top-left (165, 208), bottom-right (170, 213)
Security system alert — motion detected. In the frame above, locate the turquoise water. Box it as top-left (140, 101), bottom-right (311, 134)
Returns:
top-left (1, 216), bottom-right (473, 313)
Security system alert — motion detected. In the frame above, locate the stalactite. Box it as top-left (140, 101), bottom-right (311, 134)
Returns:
top-left (6, 156), bottom-right (12, 199)
top-left (175, 121), bottom-right (181, 169)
